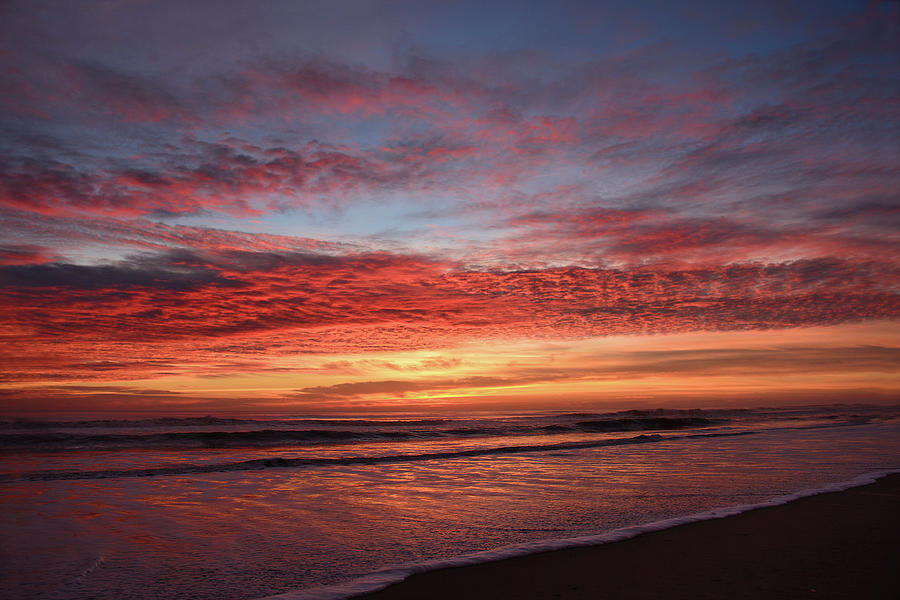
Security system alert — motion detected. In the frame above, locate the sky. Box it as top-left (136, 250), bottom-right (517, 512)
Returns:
top-left (1, 0), bottom-right (898, 416)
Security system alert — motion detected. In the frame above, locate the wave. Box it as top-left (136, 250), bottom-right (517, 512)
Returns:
top-left (254, 469), bottom-right (900, 600)
top-left (2, 406), bottom-right (887, 454)
top-left (0, 416), bottom-right (723, 452)
top-left (572, 416), bottom-right (715, 431)
top-left (0, 428), bottom-right (428, 450)
top-left (4, 404), bottom-right (894, 432)
top-left (0, 416), bottom-right (450, 429)
top-left (0, 431), bottom-right (759, 482)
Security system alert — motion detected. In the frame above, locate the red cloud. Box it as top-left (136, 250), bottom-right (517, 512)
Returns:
top-left (0, 210), bottom-right (358, 258)
top-left (227, 61), bottom-right (472, 122)
top-left (2, 249), bottom-right (897, 382)
top-left (0, 244), bottom-right (56, 265)
top-left (498, 203), bottom-right (898, 267)
top-left (0, 140), bottom-right (441, 218)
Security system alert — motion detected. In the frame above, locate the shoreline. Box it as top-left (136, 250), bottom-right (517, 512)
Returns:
top-left (353, 471), bottom-right (900, 600)
top-left (261, 470), bottom-right (900, 600)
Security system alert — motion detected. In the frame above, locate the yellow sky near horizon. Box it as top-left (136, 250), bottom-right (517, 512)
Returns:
top-left (4, 320), bottom-right (898, 416)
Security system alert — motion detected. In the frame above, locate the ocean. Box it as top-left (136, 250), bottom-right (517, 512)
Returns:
top-left (1, 404), bottom-right (898, 600)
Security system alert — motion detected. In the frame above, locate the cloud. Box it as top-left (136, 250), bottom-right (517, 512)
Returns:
top-left (0, 138), bottom-right (447, 217)
top-left (0, 255), bottom-right (234, 290)
top-left (0, 209), bottom-right (359, 258)
top-left (1, 249), bottom-right (897, 387)
top-left (0, 244), bottom-right (56, 265)
top-left (225, 59), bottom-right (473, 120)
top-left (292, 374), bottom-right (558, 400)
top-left (614, 345), bottom-right (900, 377)
top-left (3, 9), bottom-right (896, 236)
top-left (0, 384), bottom-right (223, 414)
top-left (1, 0), bottom-right (898, 406)
top-left (290, 344), bottom-right (900, 402)
top-left (496, 202), bottom-right (899, 266)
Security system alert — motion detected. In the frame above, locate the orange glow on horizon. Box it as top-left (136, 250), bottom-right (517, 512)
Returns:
top-left (3, 321), bottom-right (897, 417)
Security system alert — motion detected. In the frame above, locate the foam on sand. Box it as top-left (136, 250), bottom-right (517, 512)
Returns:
top-left (255, 469), bottom-right (900, 600)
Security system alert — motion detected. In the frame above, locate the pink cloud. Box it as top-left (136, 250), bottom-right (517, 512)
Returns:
top-left (2, 249), bottom-right (897, 383)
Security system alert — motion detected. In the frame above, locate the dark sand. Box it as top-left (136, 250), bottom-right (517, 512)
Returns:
top-left (356, 473), bottom-right (900, 600)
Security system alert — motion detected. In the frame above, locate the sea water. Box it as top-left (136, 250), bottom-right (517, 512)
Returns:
top-left (1, 405), bottom-right (898, 600)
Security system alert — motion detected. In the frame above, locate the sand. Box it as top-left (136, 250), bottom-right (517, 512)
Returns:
top-left (354, 473), bottom-right (900, 600)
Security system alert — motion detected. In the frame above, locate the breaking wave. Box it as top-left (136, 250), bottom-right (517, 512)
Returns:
top-left (0, 416), bottom-right (721, 452)
top-left (0, 430), bottom-right (756, 482)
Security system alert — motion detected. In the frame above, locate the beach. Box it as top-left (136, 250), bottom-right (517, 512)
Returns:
top-left (5, 0), bottom-right (900, 597)
top-left (356, 473), bottom-right (900, 600)
top-left (3, 410), bottom-right (898, 600)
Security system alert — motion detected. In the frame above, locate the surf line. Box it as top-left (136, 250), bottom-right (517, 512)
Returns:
top-left (256, 469), bottom-right (900, 600)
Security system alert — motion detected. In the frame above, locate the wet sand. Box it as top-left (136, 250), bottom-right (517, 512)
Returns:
top-left (355, 473), bottom-right (900, 600)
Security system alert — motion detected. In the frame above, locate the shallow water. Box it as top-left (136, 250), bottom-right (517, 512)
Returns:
top-left (1, 406), bottom-right (898, 600)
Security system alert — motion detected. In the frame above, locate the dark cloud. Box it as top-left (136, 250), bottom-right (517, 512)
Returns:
top-left (0, 244), bottom-right (55, 265)
top-left (0, 254), bottom-right (235, 290)
top-left (293, 374), bottom-right (557, 400)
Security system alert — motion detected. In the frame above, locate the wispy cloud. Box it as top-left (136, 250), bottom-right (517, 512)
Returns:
top-left (1, 0), bottom-right (898, 412)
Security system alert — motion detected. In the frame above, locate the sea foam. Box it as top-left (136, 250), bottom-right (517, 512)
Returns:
top-left (255, 469), bottom-right (900, 600)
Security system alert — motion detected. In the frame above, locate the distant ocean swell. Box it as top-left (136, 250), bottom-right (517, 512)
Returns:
top-left (0, 416), bottom-right (452, 429)
top-left (0, 416), bottom-right (719, 451)
top-left (0, 430), bottom-right (756, 482)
